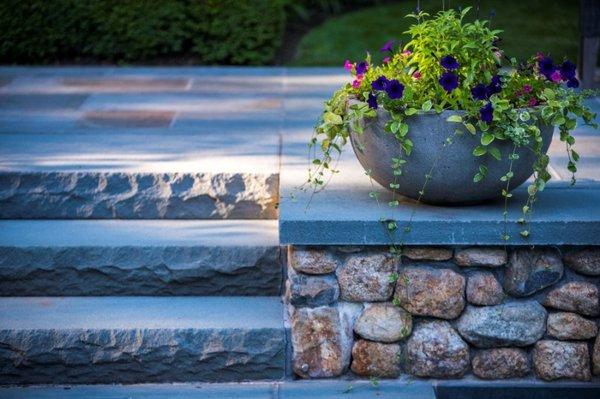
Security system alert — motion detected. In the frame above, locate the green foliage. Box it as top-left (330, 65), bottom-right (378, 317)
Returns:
top-left (0, 0), bottom-right (285, 64)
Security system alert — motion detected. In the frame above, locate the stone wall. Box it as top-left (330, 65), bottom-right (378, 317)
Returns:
top-left (285, 246), bottom-right (600, 381)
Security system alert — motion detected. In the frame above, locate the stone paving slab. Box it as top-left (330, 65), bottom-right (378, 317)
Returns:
top-left (0, 220), bottom-right (281, 296)
top-left (0, 296), bottom-right (285, 384)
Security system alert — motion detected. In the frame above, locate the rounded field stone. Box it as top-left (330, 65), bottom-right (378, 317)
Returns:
top-left (503, 248), bottom-right (563, 297)
top-left (350, 339), bottom-right (401, 378)
top-left (455, 301), bottom-right (547, 348)
top-left (287, 267), bottom-right (339, 307)
top-left (353, 303), bottom-right (412, 342)
top-left (544, 282), bottom-right (600, 316)
top-left (336, 253), bottom-right (396, 302)
top-left (466, 271), bottom-right (504, 306)
top-left (594, 334), bottom-right (600, 376)
top-left (546, 312), bottom-right (598, 340)
top-left (472, 348), bottom-right (530, 380)
top-left (533, 340), bottom-right (591, 381)
top-left (564, 248), bottom-right (600, 276)
top-left (289, 247), bottom-right (339, 275)
top-left (402, 247), bottom-right (453, 261)
top-left (394, 266), bottom-right (465, 319)
top-left (405, 320), bottom-right (469, 378)
top-left (454, 248), bottom-right (507, 267)
top-left (291, 306), bottom-right (347, 378)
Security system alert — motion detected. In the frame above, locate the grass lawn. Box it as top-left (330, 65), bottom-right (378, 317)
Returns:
top-left (290, 0), bottom-right (579, 67)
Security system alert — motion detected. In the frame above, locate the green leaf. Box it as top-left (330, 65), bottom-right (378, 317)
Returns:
top-left (405, 108), bottom-right (418, 116)
top-left (323, 112), bottom-right (343, 125)
top-left (473, 146), bottom-right (487, 156)
top-left (464, 123), bottom-right (476, 135)
top-left (421, 100), bottom-right (432, 112)
top-left (488, 147), bottom-right (501, 161)
top-left (473, 173), bottom-right (483, 183)
top-left (481, 133), bottom-right (494, 146)
top-left (447, 115), bottom-right (463, 123)
top-left (542, 88), bottom-right (555, 100)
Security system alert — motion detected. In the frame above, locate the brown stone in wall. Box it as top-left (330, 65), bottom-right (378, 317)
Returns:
top-left (466, 271), bottom-right (504, 306)
top-left (350, 339), bottom-right (401, 378)
top-left (336, 252), bottom-right (396, 302)
top-left (544, 282), bottom-right (600, 316)
top-left (289, 247), bottom-right (339, 275)
top-left (546, 312), bottom-right (598, 340)
top-left (564, 248), bottom-right (600, 276)
top-left (472, 348), bottom-right (530, 379)
top-left (353, 303), bottom-right (412, 343)
top-left (454, 248), bottom-right (507, 267)
top-left (402, 247), bottom-right (453, 261)
top-left (533, 340), bottom-right (591, 381)
top-left (394, 266), bottom-right (465, 319)
top-left (404, 320), bottom-right (470, 378)
top-left (291, 306), bottom-right (347, 378)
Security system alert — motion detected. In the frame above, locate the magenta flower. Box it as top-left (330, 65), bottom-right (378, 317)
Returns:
top-left (383, 56), bottom-right (391, 63)
top-left (412, 71), bottom-right (422, 80)
top-left (551, 71), bottom-right (562, 83)
top-left (523, 84), bottom-right (533, 93)
top-left (528, 98), bottom-right (538, 107)
top-left (367, 93), bottom-right (378, 109)
top-left (344, 60), bottom-right (353, 72)
top-left (380, 40), bottom-right (395, 53)
top-left (402, 50), bottom-right (412, 57)
top-left (352, 75), bottom-right (364, 89)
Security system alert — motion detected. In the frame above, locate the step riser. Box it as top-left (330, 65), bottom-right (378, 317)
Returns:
top-left (0, 328), bottom-right (286, 384)
top-left (0, 172), bottom-right (278, 219)
top-left (0, 246), bottom-right (282, 296)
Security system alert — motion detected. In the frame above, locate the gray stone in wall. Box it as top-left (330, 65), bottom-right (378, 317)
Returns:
top-left (0, 172), bottom-right (278, 219)
top-left (564, 248), bottom-right (600, 276)
top-left (533, 340), bottom-right (591, 381)
top-left (503, 248), bottom-right (563, 297)
top-left (353, 303), bottom-right (412, 343)
top-left (287, 266), bottom-right (339, 307)
top-left (455, 301), bottom-right (547, 348)
top-left (472, 348), bottom-right (530, 380)
top-left (288, 247), bottom-right (339, 275)
top-left (0, 245), bottom-right (281, 296)
top-left (336, 252), bottom-right (396, 302)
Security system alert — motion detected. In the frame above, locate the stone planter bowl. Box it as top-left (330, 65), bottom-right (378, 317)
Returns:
top-left (350, 108), bottom-right (554, 205)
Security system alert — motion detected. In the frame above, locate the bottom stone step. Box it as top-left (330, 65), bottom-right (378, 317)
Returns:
top-left (0, 297), bottom-right (285, 384)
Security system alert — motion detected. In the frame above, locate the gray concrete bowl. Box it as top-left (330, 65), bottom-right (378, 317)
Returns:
top-left (349, 109), bottom-right (554, 205)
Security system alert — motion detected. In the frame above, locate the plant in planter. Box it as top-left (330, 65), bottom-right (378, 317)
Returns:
top-left (308, 7), bottom-right (598, 241)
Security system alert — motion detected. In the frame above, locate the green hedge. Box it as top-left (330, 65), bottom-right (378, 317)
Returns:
top-left (0, 0), bottom-right (285, 64)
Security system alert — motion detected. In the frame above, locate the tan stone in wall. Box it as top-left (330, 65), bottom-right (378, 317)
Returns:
top-left (472, 348), bottom-right (530, 379)
top-left (454, 248), bottom-right (507, 267)
top-left (288, 247), bottom-right (338, 275)
top-left (402, 247), bottom-right (453, 261)
top-left (336, 252), bottom-right (396, 302)
top-left (466, 271), bottom-right (504, 305)
top-left (593, 334), bottom-right (600, 376)
top-left (533, 340), bottom-right (591, 381)
top-left (353, 303), bottom-right (412, 342)
top-left (546, 312), bottom-right (598, 340)
top-left (564, 248), bottom-right (600, 276)
top-left (350, 340), bottom-right (401, 378)
top-left (544, 282), bottom-right (600, 316)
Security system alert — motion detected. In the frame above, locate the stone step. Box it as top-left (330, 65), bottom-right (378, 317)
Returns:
top-left (0, 220), bottom-right (281, 296)
top-left (0, 171), bottom-right (278, 219)
top-left (0, 296), bottom-right (286, 384)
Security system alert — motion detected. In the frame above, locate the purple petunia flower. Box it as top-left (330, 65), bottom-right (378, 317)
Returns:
top-left (355, 61), bottom-right (369, 75)
top-left (371, 76), bottom-right (389, 91)
top-left (560, 60), bottom-right (576, 81)
top-left (567, 77), bottom-right (579, 88)
top-left (385, 79), bottom-right (404, 99)
top-left (486, 75), bottom-right (502, 96)
top-left (471, 84), bottom-right (488, 100)
top-left (380, 40), bottom-right (395, 53)
top-left (538, 57), bottom-right (555, 79)
top-left (367, 93), bottom-right (378, 109)
top-left (439, 72), bottom-right (459, 92)
top-left (480, 102), bottom-right (494, 123)
top-left (440, 55), bottom-right (459, 70)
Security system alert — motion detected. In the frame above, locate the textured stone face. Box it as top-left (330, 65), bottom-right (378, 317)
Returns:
top-left (291, 306), bottom-right (348, 378)
top-left (472, 348), bottom-right (530, 380)
top-left (403, 247), bottom-right (453, 261)
top-left (544, 282), bottom-right (600, 316)
top-left (455, 301), bottom-right (547, 348)
top-left (454, 248), bottom-right (507, 267)
top-left (350, 340), bottom-right (401, 378)
top-left (0, 328), bottom-right (285, 384)
top-left (336, 253), bottom-right (396, 302)
top-left (0, 245), bottom-right (281, 296)
top-left (353, 303), bottom-right (412, 342)
top-left (404, 321), bottom-right (470, 378)
top-left (503, 248), bottom-right (563, 297)
top-left (533, 340), bottom-right (591, 381)
top-left (0, 172), bottom-right (278, 219)
top-left (394, 266), bottom-right (465, 319)
top-left (466, 271), bottom-right (504, 306)
top-left (546, 312), bottom-right (598, 340)
top-left (289, 247), bottom-right (339, 275)
top-left (594, 334), bottom-right (600, 376)
top-left (564, 248), bottom-right (600, 276)
top-left (287, 267), bottom-right (339, 307)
